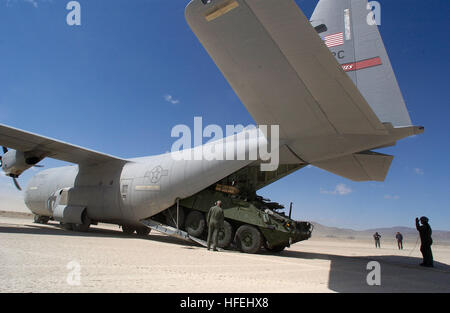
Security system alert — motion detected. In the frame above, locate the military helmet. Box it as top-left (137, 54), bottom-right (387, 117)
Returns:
top-left (420, 216), bottom-right (429, 223)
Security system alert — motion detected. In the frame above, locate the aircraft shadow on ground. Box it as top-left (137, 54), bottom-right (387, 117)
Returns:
top-left (272, 249), bottom-right (450, 292)
top-left (1, 222), bottom-right (449, 292)
top-left (0, 222), bottom-right (198, 247)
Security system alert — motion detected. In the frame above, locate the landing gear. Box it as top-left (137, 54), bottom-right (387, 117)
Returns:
top-left (60, 222), bottom-right (73, 231)
top-left (122, 225), bottom-right (135, 235)
top-left (121, 225), bottom-right (150, 236)
top-left (33, 214), bottom-right (49, 224)
top-left (72, 221), bottom-right (90, 232)
top-left (71, 211), bottom-right (91, 232)
top-left (235, 225), bottom-right (262, 254)
top-left (184, 210), bottom-right (206, 237)
top-left (136, 226), bottom-right (151, 236)
top-left (218, 220), bottom-right (233, 248)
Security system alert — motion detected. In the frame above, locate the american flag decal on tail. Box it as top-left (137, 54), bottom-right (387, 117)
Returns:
top-left (323, 32), bottom-right (344, 48)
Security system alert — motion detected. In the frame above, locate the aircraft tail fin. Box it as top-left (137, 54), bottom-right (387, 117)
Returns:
top-left (311, 0), bottom-right (412, 127)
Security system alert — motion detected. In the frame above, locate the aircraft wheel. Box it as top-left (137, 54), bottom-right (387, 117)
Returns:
top-left (235, 225), bottom-right (262, 254)
top-left (218, 220), bottom-right (233, 248)
top-left (185, 210), bottom-right (205, 237)
top-left (60, 222), bottom-right (73, 231)
top-left (33, 214), bottom-right (49, 224)
top-left (72, 222), bottom-right (90, 232)
top-left (72, 212), bottom-right (91, 232)
top-left (122, 225), bottom-right (135, 235)
top-left (136, 226), bottom-right (151, 236)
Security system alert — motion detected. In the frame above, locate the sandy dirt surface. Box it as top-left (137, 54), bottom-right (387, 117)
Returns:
top-left (0, 214), bottom-right (449, 293)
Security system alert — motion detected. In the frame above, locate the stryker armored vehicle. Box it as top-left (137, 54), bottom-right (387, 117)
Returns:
top-left (152, 166), bottom-right (313, 254)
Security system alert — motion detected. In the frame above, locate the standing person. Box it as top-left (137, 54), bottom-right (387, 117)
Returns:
top-left (373, 232), bottom-right (381, 248)
top-left (396, 232), bottom-right (404, 250)
top-left (206, 200), bottom-right (224, 251)
top-left (416, 217), bottom-right (434, 267)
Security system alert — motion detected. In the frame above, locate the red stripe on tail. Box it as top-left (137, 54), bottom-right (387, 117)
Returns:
top-left (341, 57), bottom-right (382, 72)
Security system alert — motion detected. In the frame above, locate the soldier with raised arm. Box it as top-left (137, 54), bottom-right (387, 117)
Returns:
top-left (416, 217), bottom-right (433, 267)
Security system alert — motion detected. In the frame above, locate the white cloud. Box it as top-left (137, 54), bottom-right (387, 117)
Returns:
top-left (384, 194), bottom-right (400, 200)
top-left (320, 183), bottom-right (353, 196)
top-left (414, 168), bottom-right (424, 175)
top-left (164, 94), bottom-right (180, 104)
top-left (24, 0), bottom-right (38, 7)
top-left (4, 0), bottom-right (53, 8)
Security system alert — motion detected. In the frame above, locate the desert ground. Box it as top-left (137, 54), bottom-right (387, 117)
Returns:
top-left (0, 212), bottom-right (449, 293)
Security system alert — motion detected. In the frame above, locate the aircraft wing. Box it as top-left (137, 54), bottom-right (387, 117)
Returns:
top-left (186, 0), bottom-right (389, 165)
top-left (0, 123), bottom-right (127, 166)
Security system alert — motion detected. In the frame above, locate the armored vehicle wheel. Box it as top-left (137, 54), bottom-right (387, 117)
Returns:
top-left (122, 225), bottom-right (135, 235)
top-left (218, 220), bottom-right (233, 248)
top-left (185, 210), bottom-right (206, 237)
top-left (235, 225), bottom-right (262, 254)
top-left (165, 206), bottom-right (185, 229)
top-left (136, 226), bottom-right (151, 236)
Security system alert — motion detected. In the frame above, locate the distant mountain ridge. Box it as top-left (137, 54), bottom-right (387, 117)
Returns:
top-left (312, 222), bottom-right (450, 242)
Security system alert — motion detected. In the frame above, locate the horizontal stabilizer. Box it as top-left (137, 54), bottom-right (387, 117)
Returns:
top-left (312, 151), bottom-right (393, 181)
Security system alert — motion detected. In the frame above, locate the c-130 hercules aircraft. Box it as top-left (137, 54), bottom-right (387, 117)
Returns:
top-left (0, 0), bottom-right (423, 253)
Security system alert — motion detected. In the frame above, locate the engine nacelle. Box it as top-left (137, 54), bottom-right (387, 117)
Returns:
top-left (1, 150), bottom-right (39, 177)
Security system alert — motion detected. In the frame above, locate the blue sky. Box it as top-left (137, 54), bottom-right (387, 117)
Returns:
top-left (0, 0), bottom-right (449, 230)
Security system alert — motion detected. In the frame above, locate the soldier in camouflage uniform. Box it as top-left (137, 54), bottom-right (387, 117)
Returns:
top-left (207, 200), bottom-right (224, 251)
top-left (373, 232), bottom-right (381, 248)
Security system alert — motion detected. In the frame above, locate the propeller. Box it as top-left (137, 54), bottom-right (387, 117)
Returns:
top-left (1, 146), bottom-right (21, 190)
top-left (12, 177), bottom-right (22, 191)
top-left (0, 146), bottom-right (6, 167)
top-left (0, 146), bottom-right (6, 168)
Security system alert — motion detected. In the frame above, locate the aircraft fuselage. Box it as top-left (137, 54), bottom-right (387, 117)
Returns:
top-left (24, 134), bottom-right (259, 226)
